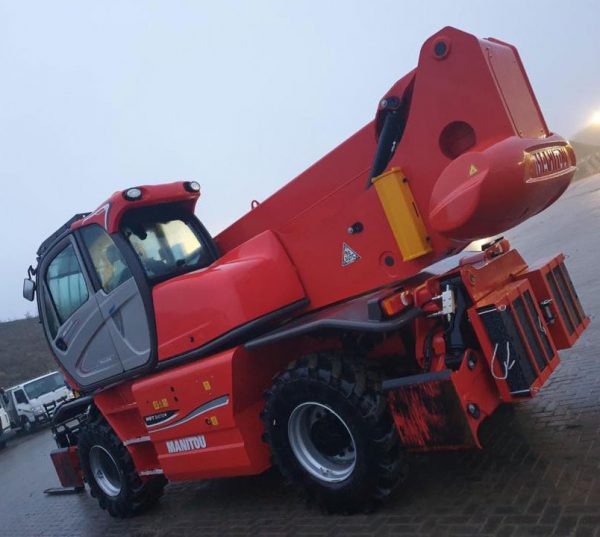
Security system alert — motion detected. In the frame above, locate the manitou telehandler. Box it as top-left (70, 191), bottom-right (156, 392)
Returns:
top-left (24, 27), bottom-right (588, 517)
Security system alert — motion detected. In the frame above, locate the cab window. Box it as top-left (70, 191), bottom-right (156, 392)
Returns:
top-left (121, 206), bottom-right (213, 279)
top-left (23, 373), bottom-right (65, 400)
top-left (46, 244), bottom-right (89, 323)
top-left (42, 288), bottom-right (60, 339)
top-left (80, 225), bottom-right (132, 293)
top-left (14, 389), bottom-right (28, 405)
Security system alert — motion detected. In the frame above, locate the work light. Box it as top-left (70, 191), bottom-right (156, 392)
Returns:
top-left (123, 187), bottom-right (143, 201)
top-left (184, 181), bottom-right (201, 193)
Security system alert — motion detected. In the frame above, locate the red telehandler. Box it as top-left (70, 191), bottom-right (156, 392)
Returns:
top-left (24, 27), bottom-right (587, 516)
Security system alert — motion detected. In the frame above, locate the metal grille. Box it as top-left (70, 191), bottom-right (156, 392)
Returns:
top-left (43, 396), bottom-right (68, 419)
top-left (478, 284), bottom-right (554, 396)
top-left (478, 306), bottom-right (537, 394)
top-left (545, 261), bottom-right (586, 336)
top-left (524, 291), bottom-right (554, 361)
top-left (513, 296), bottom-right (547, 372)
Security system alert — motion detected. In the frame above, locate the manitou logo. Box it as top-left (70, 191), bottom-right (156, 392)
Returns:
top-left (529, 146), bottom-right (571, 179)
top-left (166, 435), bottom-right (207, 453)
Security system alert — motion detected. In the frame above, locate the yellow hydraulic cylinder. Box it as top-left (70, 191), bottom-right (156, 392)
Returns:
top-left (372, 167), bottom-right (432, 261)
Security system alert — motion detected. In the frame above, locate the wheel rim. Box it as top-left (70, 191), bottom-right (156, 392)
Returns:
top-left (287, 401), bottom-right (356, 483)
top-left (89, 445), bottom-right (122, 497)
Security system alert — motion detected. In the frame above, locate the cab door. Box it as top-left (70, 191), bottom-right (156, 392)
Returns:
top-left (39, 237), bottom-right (123, 388)
top-left (78, 225), bottom-right (152, 371)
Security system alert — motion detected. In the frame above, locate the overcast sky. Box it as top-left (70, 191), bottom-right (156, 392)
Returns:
top-left (1, 0), bottom-right (599, 320)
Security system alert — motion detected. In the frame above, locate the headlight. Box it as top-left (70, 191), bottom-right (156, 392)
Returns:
top-left (33, 406), bottom-right (45, 415)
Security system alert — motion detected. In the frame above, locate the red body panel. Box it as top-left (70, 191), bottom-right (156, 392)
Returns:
top-left (92, 346), bottom-right (293, 481)
top-left (429, 135), bottom-right (573, 240)
top-left (152, 230), bottom-right (306, 360)
top-left (94, 384), bottom-right (162, 476)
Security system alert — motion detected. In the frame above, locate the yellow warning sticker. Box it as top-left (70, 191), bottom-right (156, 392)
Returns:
top-left (209, 415), bottom-right (219, 426)
top-left (152, 398), bottom-right (169, 410)
top-left (202, 380), bottom-right (211, 391)
top-left (468, 164), bottom-right (479, 177)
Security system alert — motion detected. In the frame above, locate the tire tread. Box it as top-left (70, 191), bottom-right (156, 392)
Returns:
top-left (78, 413), bottom-right (166, 518)
top-left (262, 352), bottom-right (407, 514)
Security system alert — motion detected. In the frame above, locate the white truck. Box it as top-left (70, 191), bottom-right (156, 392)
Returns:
top-left (1, 371), bottom-right (72, 433)
top-left (0, 402), bottom-right (10, 448)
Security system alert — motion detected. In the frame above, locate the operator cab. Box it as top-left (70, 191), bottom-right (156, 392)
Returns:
top-left (24, 182), bottom-right (215, 391)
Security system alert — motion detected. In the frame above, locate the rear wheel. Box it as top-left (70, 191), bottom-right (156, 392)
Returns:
top-left (288, 401), bottom-right (357, 483)
top-left (262, 353), bottom-right (406, 513)
top-left (78, 414), bottom-right (166, 518)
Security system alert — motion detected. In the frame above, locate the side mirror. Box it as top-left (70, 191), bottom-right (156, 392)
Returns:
top-left (23, 278), bottom-right (36, 301)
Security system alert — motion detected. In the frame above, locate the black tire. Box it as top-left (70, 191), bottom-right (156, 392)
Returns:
top-left (20, 416), bottom-right (34, 435)
top-left (78, 414), bottom-right (167, 518)
top-left (262, 353), bottom-right (406, 513)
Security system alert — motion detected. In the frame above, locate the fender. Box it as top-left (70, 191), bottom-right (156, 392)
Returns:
top-left (153, 230), bottom-right (307, 360)
top-left (244, 254), bottom-right (476, 350)
top-left (245, 287), bottom-right (422, 350)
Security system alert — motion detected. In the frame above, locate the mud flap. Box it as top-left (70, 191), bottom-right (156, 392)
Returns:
top-left (383, 370), bottom-right (478, 450)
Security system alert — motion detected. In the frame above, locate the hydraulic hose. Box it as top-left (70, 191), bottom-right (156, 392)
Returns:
top-left (367, 95), bottom-right (409, 187)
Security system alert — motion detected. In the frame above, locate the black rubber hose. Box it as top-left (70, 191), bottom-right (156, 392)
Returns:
top-left (367, 96), bottom-right (408, 187)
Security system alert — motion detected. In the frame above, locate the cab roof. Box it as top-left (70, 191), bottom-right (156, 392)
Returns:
top-left (36, 181), bottom-right (200, 261)
top-left (71, 181), bottom-right (200, 234)
top-left (37, 213), bottom-right (90, 260)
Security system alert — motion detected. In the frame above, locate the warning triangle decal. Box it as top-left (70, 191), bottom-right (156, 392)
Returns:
top-left (342, 243), bottom-right (361, 266)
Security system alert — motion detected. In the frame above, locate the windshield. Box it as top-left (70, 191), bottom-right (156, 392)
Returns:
top-left (122, 207), bottom-right (213, 279)
top-left (23, 372), bottom-right (66, 400)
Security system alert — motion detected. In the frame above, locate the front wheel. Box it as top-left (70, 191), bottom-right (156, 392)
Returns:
top-left (262, 353), bottom-right (407, 513)
top-left (78, 414), bottom-right (166, 518)
top-left (20, 416), bottom-right (34, 434)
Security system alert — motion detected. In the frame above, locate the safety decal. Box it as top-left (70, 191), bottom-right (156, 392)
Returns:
top-left (166, 434), bottom-right (207, 454)
top-left (82, 202), bottom-right (111, 230)
top-left (144, 410), bottom-right (177, 427)
top-left (148, 395), bottom-right (229, 433)
top-left (152, 398), bottom-right (169, 410)
top-left (468, 164), bottom-right (479, 177)
top-left (342, 243), bottom-right (361, 266)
